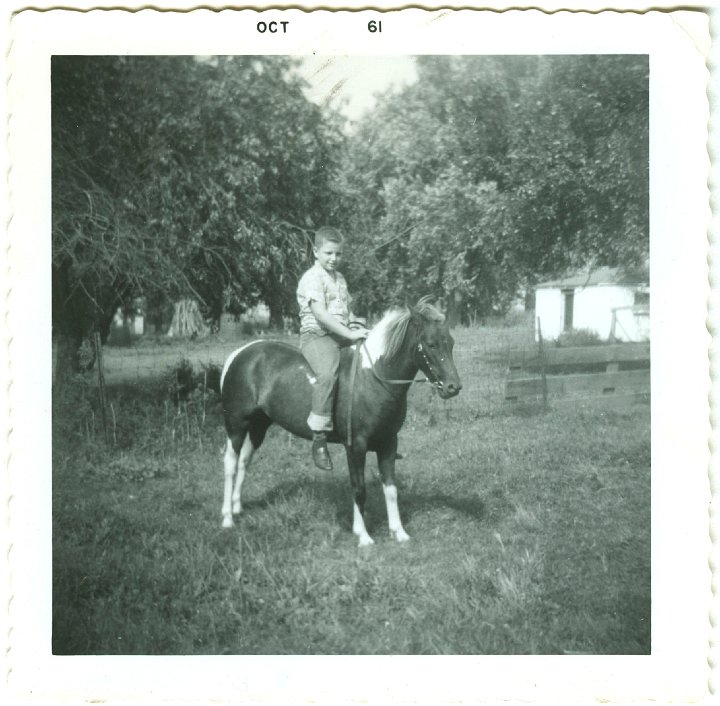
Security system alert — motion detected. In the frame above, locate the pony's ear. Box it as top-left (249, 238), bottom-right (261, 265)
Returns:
top-left (408, 300), bottom-right (423, 324)
top-left (411, 295), bottom-right (435, 317)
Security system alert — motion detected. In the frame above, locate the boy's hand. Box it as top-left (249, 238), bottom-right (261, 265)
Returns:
top-left (349, 327), bottom-right (370, 341)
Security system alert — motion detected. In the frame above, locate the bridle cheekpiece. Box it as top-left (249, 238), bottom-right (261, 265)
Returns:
top-left (416, 342), bottom-right (445, 392)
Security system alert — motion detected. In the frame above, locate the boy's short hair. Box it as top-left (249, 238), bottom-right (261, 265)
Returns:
top-left (314, 226), bottom-right (344, 249)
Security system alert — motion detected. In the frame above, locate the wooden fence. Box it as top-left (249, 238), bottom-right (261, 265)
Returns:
top-left (505, 342), bottom-right (650, 408)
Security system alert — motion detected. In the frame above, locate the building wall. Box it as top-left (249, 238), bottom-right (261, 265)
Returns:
top-left (574, 285), bottom-right (635, 339)
top-left (536, 285), bottom-right (648, 342)
top-left (535, 288), bottom-right (565, 339)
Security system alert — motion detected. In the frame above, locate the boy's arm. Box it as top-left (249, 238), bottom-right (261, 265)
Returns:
top-left (310, 301), bottom-right (368, 341)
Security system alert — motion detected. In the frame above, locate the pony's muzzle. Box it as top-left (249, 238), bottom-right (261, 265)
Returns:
top-left (438, 380), bottom-right (462, 398)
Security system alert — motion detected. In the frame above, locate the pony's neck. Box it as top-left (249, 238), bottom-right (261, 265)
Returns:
top-left (361, 311), bottom-right (418, 382)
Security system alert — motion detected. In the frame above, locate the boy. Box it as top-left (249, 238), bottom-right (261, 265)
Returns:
top-left (297, 226), bottom-right (369, 470)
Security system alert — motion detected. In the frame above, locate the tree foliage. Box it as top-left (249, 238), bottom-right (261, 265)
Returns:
top-left (52, 56), bottom-right (340, 380)
top-left (53, 53), bottom-right (649, 381)
top-left (337, 55), bottom-right (648, 322)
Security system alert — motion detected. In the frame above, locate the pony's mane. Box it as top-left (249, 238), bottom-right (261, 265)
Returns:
top-left (362, 297), bottom-right (445, 364)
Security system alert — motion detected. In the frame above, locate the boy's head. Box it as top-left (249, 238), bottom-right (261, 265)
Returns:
top-left (314, 226), bottom-right (344, 250)
top-left (313, 226), bottom-right (344, 274)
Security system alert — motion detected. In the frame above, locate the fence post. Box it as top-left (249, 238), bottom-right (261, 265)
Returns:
top-left (536, 317), bottom-right (548, 411)
top-left (94, 332), bottom-right (109, 444)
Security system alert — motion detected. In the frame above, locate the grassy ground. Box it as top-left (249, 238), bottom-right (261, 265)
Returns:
top-left (52, 361), bottom-right (650, 655)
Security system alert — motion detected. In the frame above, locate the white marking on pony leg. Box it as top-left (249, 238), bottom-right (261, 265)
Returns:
top-left (222, 439), bottom-right (238, 528)
top-left (353, 502), bottom-right (374, 547)
top-left (383, 484), bottom-right (410, 542)
top-left (232, 435), bottom-right (255, 515)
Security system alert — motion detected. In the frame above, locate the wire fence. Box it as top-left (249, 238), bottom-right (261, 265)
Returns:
top-left (56, 314), bottom-right (650, 415)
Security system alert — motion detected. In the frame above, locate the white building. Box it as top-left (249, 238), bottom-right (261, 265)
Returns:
top-left (534, 267), bottom-right (649, 342)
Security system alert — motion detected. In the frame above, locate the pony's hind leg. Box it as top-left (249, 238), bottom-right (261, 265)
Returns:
top-left (232, 435), bottom-right (256, 515)
top-left (221, 434), bottom-right (257, 528)
top-left (222, 437), bottom-right (240, 528)
top-left (221, 414), bottom-right (270, 528)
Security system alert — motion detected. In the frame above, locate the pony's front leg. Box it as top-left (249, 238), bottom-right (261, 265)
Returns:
top-left (377, 436), bottom-right (410, 542)
top-left (346, 442), bottom-right (374, 547)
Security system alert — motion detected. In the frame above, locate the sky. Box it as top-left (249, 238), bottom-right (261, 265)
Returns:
top-left (296, 55), bottom-right (417, 125)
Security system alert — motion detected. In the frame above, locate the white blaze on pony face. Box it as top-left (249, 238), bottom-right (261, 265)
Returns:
top-left (220, 340), bottom-right (264, 392)
top-left (383, 484), bottom-right (410, 542)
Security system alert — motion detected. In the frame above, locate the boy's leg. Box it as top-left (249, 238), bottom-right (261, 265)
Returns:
top-left (301, 334), bottom-right (341, 470)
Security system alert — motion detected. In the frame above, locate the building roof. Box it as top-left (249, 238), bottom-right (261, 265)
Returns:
top-left (536, 266), bottom-right (648, 290)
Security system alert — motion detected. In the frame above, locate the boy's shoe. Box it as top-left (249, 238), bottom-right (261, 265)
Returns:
top-left (312, 433), bottom-right (333, 471)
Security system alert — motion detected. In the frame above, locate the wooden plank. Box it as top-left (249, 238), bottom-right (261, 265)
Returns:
top-left (505, 369), bottom-right (650, 400)
top-left (548, 369), bottom-right (650, 395)
top-left (505, 376), bottom-right (545, 399)
top-left (508, 342), bottom-right (649, 370)
top-left (553, 391), bottom-right (651, 411)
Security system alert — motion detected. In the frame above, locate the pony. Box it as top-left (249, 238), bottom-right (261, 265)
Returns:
top-left (219, 297), bottom-right (462, 546)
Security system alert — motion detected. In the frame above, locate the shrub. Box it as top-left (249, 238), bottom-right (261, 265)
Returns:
top-left (162, 359), bottom-right (223, 402)
top-left (502, 309), bottom-right (534, 329)
top-left (52, 373), bottom-right (101, 444)
top-left (164, 358), bottom-right (196, 402)
top-left (555, 328), bottom-right (604, 348)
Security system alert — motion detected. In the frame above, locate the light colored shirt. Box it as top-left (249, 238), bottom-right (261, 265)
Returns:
top-left (297, 262), bottom-right (351, 335)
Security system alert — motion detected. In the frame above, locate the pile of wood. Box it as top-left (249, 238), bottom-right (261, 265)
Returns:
top-left (167, 299), bottom-right (209, 339)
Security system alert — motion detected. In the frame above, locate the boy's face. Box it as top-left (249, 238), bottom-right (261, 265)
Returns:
top-left (314, 239), bottom-right (343, 273)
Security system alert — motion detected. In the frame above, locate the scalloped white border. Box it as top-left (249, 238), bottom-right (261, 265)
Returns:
top-left (3, 6), bottom-right (713, 705)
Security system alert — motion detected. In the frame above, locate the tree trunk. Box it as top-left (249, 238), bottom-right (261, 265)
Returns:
top-left (445, 288), bottom-right (464, 329)
top-left (207, 294), bottom-right (223, 333)
top-left (53, 331), bottom-right (81, 392)
top-left (267, 296), bottom-right (285, 331)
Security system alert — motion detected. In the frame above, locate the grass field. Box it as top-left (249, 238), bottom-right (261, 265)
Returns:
top-left (52, 335), bottom-right (650, 655)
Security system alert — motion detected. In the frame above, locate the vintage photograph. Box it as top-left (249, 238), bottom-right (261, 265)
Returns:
top-left (51, 53), bottom-right (650, 655)
top-left (4, 6), bottom-right (712, 705)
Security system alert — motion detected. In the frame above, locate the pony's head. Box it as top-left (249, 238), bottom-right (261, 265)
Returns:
top-left (363, 296), bottom-right (462, 399)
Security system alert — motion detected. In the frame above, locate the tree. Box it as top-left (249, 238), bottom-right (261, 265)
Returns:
top-left (502, 55), bottom-right (649, 281)
top-left (337, 56), bottom-right (524, 320)
top-left (52, 56), bottom-right (341, 384)
top-left (52, 57), bottom-right (187, 380)
top-left (337, 55), bottom-right (649, 321)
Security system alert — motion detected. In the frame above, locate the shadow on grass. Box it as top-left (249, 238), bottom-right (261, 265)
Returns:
top-left (236, 476), bottom-right (506, 534)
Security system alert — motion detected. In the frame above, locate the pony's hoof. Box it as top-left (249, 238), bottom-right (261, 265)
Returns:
top-left (357, 534), bottom-right (375, 548)
top-left (394, 529), bottom-right (411, 542)
top-left (232, 501), bottom-right (242, 515)
top-left (222, 516), bottom-right (234, 529)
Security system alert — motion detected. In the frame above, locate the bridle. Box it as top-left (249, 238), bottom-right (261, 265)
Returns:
top-left (346, 338), bottom-right (443, 451)
top-left (361, 340), bottom-right (441, 389)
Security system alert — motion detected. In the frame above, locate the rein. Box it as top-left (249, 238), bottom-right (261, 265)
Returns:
top-left (346, 339), bottom-right (440, 451)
